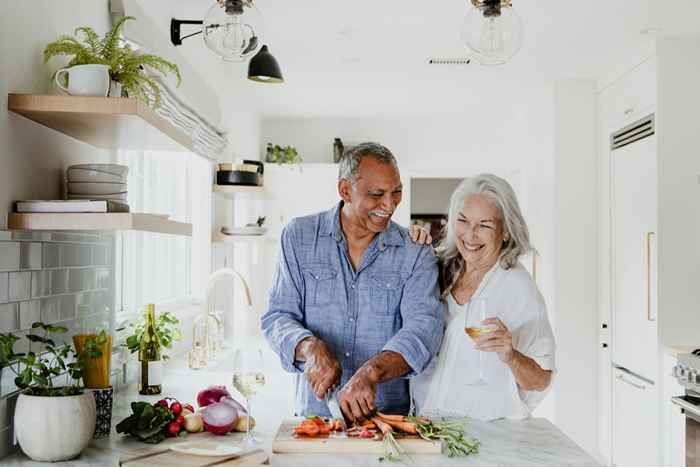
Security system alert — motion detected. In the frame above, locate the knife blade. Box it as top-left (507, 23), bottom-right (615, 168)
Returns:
top-left (325, 389), bottom-right (347, 432)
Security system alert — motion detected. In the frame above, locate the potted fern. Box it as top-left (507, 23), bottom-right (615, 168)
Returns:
top-left (43, 16), bottom-right (181, 107)
top-left (0, 323), bottom-right (100, 462)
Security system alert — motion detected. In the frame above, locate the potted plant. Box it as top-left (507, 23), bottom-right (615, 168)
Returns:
top-left (265, 143), bottom-right (302, 164)
top-left (0, 323), bottom-right (98, 462)
top-left (124, 310), bottom-right (181, 360)
top-left (73, 329), bottom-right (114, 438)
top-left (43, 16), bottom-right (181, 107)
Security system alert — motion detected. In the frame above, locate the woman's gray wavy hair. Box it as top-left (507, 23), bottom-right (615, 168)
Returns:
top-left (437, 173), bottom-right (532, 295)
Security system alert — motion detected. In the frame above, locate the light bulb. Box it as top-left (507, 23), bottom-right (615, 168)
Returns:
top-left (203, 1), bottom-right (260, 62)
top-left (461, 2), bottom-right (523, 66)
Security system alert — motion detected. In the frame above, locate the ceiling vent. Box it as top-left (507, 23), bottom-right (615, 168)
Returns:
top-left (611, 114), bottom-right (655, 150)
top-left (427, 57), bottom-right (472, 65)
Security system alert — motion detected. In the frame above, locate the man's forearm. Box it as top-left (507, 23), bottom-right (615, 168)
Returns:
top-left (294, 336), bottom-right (318, 362)
top-left (356, 351), bottom-right (411, 384)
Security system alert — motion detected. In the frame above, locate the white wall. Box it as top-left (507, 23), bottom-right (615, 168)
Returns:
top-left (0, 1), bottom-right (114, 226)
top-left (553, 79), bottom-right (599, 456)
top-left (656, 37), bottom-right (700, 346)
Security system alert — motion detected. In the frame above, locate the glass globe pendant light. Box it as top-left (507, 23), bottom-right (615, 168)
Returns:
top-left (461, 0), bottom-right (523, 66)
top-left (203, 0), bottom-right (260, 62)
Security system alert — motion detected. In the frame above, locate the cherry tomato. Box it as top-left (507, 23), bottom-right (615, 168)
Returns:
top-left (176, 415), bottom-right (185, 425)
top-left (170, 402), bottom-right (183, 415)
top-left (167, 421), bottom-right (181, 437)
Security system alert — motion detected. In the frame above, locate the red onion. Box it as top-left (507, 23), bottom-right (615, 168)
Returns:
top-left (221, 396), bottom-right (247, 414)
top-left (197, 385), bottom-right (231, 408)
top-left (200, 401), bottom-right (239, 435)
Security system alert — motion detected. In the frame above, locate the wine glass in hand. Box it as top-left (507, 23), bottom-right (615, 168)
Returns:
top-left (232, 348), bottom-right (265, 445)
top-left (464, 297), bottom-right (496, 385)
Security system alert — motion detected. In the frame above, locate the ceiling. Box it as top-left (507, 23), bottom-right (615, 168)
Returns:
top-left (154, 0), bottom-right (700, 118)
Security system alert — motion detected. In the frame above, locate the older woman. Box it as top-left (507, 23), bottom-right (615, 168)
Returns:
top-left (411, 174), bottom-right (555, 420)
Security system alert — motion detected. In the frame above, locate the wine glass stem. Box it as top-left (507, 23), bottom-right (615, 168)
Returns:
top-left (478, 349), bottom-right (484, 381)
top-left (246, 396), bottom-right (252, 439)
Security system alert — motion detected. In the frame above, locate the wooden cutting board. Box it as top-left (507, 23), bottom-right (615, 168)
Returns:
top-left (119, 446), bottom-right (269, 466)
top-left (271, 419), bottom-right (441, 454)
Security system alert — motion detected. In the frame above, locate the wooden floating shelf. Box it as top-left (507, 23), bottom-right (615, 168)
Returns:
top-left (8, 213), bottom-right (192, 237)
top-left (7, 94), bottom-right (194, 152)
top-left (213, 185), bottom-right (265, 199)
top-left (212, 232), bottom-right (272, 244)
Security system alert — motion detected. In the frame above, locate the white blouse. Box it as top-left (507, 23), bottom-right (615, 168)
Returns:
top-left (411, 262), bottom-right (556, 421)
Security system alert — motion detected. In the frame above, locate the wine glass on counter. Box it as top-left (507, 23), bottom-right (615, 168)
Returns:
top-left (464, 297), bottom-right (496, 386)
top-left (232, 348), bottom-right (266, 445)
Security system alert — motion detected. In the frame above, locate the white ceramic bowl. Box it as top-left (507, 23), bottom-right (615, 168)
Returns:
top-left (68, 164), bottom-right (129, 178)
top-left (67, 168), bottom-right (126, 183)
top-left (68, 192), bottom-right (128, 201)
top-left (67, 182), bottom-right (127, 195)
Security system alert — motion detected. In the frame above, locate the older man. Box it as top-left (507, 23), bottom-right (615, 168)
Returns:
top-left (261, 142), bottom-right (444, 421)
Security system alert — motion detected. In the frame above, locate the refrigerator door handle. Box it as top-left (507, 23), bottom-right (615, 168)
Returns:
top-left (616, 373), bottom-right (647, 390)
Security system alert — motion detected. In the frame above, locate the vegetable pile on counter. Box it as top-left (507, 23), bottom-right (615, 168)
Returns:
top-left (292, 416), bottom-right (344, 437)
top-left (116, 385), bottom-right (255, 444)
top-left (116, 397), bottom-right (198, 444)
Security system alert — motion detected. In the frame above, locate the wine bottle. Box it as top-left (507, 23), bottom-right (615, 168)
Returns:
top-left (138, 304), bottom-right (163, 395)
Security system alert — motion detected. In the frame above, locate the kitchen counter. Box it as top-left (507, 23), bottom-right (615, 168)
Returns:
top-left (2, 346), bottom-right (601, 467)
top-left (664, 344), bottom-right (698, 357)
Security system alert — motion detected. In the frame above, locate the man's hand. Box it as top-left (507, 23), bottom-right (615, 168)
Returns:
top-left (295, 337), bottom-right (342, 400)
top-left (337, 367), bottom-right (377, 422)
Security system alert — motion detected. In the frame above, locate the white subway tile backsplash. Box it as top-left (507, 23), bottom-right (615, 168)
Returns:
top-left (59, 295), bottom-right (77, 321)
top-left (19, 243), bottom-right (42, 270)
top-left (31, 270), bottom-right (51, 298)
top-left (68, 269), bottom-right (84, 293)
top-left (0, 304), bottom-right (18, 332)
top-left (51, 269), bottom-right (69, 295)
top-left (42, 243), bottom-right (60, 268)
top-left (19, 300), bottom-right (40, 329)
top-left (0, 243), bottom-right (20, 272)
top-left (0, 274), bottom-right (7, 303)
top-left (40, 297), bottom-right (60, 324)
top-left (92, 245), bottom-right (107, 266)
top-left (8, 272), bottom-right (30, 301)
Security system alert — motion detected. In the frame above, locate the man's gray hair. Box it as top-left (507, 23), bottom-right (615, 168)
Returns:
top-left (338, 142), bottom-right (398, 182)
top-left (437, 174), bottom-right (532, 295)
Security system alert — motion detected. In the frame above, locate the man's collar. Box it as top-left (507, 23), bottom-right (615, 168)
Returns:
top-left (321, 201), bottom-right (403, 247)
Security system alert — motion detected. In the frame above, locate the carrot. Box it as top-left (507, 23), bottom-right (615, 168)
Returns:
top-left (371, 417), bottom-right (394, 436)
top-left (378, 418), bottom-right (418, 434)
top-left (360, 419), bottom-right (377, 429)
top-left (375, 412), bottom-right (406, 422)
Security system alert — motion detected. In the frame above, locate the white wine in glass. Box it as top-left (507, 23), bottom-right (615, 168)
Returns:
top-left (464, 297), bottom-right (496, 385)
top-left (232, 348), bottom-right (265, 445)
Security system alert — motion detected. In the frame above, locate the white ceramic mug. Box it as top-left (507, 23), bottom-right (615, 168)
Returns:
top-left (55, 64), bottom-right (110, 97)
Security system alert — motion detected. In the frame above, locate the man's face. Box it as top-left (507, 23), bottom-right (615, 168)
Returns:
top-left (340, 156), bottom-right (403, 234)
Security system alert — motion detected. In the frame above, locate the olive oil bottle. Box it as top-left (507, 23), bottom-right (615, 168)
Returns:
top-left (138, 304), bottom-right (163, 395)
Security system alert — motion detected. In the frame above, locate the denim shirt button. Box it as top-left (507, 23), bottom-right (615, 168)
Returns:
top-left (345, 352), bottom-right (350, 357)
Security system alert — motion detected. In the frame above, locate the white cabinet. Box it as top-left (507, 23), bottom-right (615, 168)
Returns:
top-left (600, 57), bottom-right (657, 130)
top-left (610, 131), bottom-right (658, 382)
top-left (612, 368), bottom-right (658, 467)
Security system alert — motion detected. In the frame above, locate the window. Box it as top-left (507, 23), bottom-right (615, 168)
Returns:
top-left (115, 150), bottom-right (211, 321)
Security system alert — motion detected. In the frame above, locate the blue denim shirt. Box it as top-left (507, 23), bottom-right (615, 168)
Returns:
top-left (261, 202), bottom-right (444, 417)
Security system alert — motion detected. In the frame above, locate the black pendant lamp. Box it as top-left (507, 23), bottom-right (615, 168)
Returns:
top-left (247, 45), bottom-right (284, 83)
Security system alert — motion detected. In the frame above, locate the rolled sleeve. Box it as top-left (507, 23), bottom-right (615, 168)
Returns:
top-left (382, 246), bottom-right (444, 376)
top-left (260, 221), bottom-right (313, 374)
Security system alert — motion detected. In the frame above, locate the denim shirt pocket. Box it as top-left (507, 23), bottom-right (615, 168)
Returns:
top-left (369, 272), bottom-right (406, 315)
top-left (303, 264), bottom-right (338, 306)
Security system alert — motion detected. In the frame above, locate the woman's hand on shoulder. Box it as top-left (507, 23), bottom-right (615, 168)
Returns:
top-left (409, 225), bottom-right (433, 245)
top-left (474, 318), bottom-right (514, 364)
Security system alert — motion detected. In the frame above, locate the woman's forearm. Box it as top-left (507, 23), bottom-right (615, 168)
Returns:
top-left (506, 350), bottom-right (552, 391)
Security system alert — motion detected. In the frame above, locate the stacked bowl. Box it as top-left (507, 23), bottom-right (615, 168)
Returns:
top-left (66, 164), bottom-right (129, 202)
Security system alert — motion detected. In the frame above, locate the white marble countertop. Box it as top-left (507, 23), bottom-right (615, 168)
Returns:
top-left (2, 346), bottom-right (601, 467)
top-left (664, 344), bottom-right (699, 357)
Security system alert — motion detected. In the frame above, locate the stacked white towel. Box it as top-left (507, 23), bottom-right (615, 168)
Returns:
top-left (143, 75), bottom-right (229, 160)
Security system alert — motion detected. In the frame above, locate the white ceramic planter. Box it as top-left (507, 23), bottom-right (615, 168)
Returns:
top-left (14, 392), bottom-right (96, 462)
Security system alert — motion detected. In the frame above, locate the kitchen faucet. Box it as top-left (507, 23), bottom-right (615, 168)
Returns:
top-left (188, 268), bottom-right (252, 369)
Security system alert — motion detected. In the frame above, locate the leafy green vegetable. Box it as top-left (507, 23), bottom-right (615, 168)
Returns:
top-left (413, 418), bottom-right (480, 457)
top-left (116, 401), bottom-right (176, 444)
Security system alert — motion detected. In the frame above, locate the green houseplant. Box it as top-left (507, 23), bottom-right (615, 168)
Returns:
top-left (124, 310), bottom-right (181, 360)
top-left (0, 323), bottom-right (102, 461)
top-left (43, 16), bottom-right (181, 107)
top-left (265, 143), bottom-right (302, 164)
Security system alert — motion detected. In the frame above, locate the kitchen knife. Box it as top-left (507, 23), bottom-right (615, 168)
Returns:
top-left (325, 390), bottom-right (347, 432)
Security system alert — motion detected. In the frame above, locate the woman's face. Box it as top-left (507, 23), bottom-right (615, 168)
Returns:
top-left (454, 194), bottom-right (506, 269)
